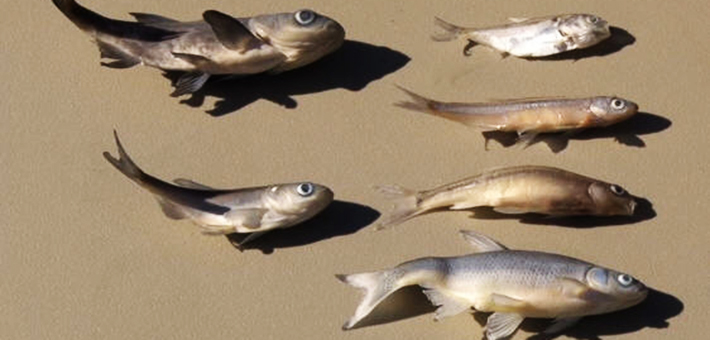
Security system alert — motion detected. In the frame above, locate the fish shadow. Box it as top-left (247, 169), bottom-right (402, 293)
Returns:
top-left (471, 288), bottom-right (683, 340)
top-left (345, 286), bottom-right (436, 330)
top-left (164, 40), bottom-right (410, 116)
top-left (226, 200), bottom-right (380, 254)
top-left (526, 26), bottom-right (636, 61)
top-left (468, 196), bottom-right (656, 228)
top-left (483, 112), bottom-right (672, 153)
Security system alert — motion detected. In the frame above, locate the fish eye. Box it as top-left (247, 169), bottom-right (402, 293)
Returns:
top-left (617, 274), bottom-right (634, 286)
top-left (295, 10), bottom-right (316, 25)
top-left (588, 16), bottom-right (599, 24)
top-left (610, 184), bottom-right (626, 196)
top-left (296, 182), bottom-right (314, 196)
top-left (611, 98), bottom-right (626, 110)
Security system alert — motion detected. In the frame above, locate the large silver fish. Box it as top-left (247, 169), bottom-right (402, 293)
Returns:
top-left (103, 131), bottom-right (334, 249)
top-left (396, 86), bottom-right (639, 147)
top-left (52, 0), bottom-right (346, 96)
top-left (337, 230), bottom-right (648, 339)
top-left (433, 14), bottom-right (611, 57)
top-left (376, 165), bottom-right (637, 227)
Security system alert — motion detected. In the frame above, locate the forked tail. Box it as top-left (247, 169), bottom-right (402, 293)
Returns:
top-left (432, 17), bottom-right (469, 41)
top-left (394, 85), bottom-right (443, 116)
top-left (103, 130), bottom-right (145, 184)
top-left (373, 184), bottom-right (422, 229)
top-left (336, 270), bottom-right (401, 330)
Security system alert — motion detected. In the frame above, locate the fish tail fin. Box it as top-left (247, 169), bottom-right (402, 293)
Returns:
top-left (336, 269), bottom-right (402, 330)
top-left (374, 184), bottom-right (422, 229)
top-left (394, 85), bottom-right (443, 116)
top-left (432, 17), bottom-right (469, 41)
top-left (52, 0), bottom-right (111, 33)
top-left (103, 130), bottom-right (146, 184)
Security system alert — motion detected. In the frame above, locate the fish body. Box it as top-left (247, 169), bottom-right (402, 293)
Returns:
top-left (337, 230), bottom-right (648, 339)
top-left (376, 165), bottom-right (636, 227)
top-left (52, 0), bottom-right (345, 95)
top-left (434, 14), bottom-right (610, 57)
top-left (103, 131), bottom-right (333, 248)
top-left (396, 87), bottom-right (638, 145)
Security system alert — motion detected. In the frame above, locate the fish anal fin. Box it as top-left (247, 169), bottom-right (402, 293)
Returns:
top-left (202, 10), bottom-right (263, 51)
top-left (97, 41), bottom-right (140, 69)
top-left (170, 71), bottom-right (210, 97)
top-left (422, 289), bottom-right (471, 320)
top-left (156, 197), bottom-right (189, 220)
top-left (486, 312), bottom-right (525, 340)
top-left (173, 178), bottom-right (214, 190)
top-left (129, 12), bottom-right (179, 24)
top-left (459, 230), bottom-right (508, 252)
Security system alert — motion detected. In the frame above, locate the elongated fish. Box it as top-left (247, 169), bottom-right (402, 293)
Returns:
top-left (52, 0), bottom-right (345, 96)
top-left (433, 14), bottom-right (610, 57)
top-left (396, 86), bottom-right (638, 146)
top-left (103, 131), bottom-right (333, 249)
top-left (376, 165), bottom-right (636, 227)
top-left (337, 230), bottom-right (648, 339)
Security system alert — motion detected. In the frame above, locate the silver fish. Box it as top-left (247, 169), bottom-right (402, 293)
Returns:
top-left (337, 230), bottom-right (648, 339)
top-left (376, 165), bottom-right (637, 227)
top-left (103, 131), bottom-right (334, 249)
top-left (396, 86), bottom-right (639, 147)
top-left (433, 14), bottom-right (611, 57)
top-left (52, 0), bottom-right (346, 96)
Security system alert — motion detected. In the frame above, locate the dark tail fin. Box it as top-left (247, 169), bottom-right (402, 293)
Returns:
top-left (52, 0), bottom-right (111, 33)
top-left (103, 130), bottom-right (145, 184)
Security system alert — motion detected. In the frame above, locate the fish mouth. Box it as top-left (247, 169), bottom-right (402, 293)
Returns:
top-left (626, 200), bottom-right (637, 216)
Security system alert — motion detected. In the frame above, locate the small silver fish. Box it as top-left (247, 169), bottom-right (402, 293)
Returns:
top-left (396, 86), bottom-right (638, 146)
top-left (337, 230), bottom-right (648, 339)
top-left (376, 165), bottom-right (637, 227)
top-left (103, 131), bottom-right (333, 249)
top-left (433, 14), bottom-right (611, 57)
top-left (52, 0), bottom-right (346, 96)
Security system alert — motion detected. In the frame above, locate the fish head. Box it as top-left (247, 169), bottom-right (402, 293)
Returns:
top-left (559, 14), bottom-right (611, 48)
top-left (248, 10), bottom-right (345, 72)
top-left (583, 267), bottom-right (648, 313)
top-left (264, 182), bottom-right (334, 224)
top-left (587, 181), bottom-right (637, 216)
top-left (589, 96), bottom-right (639, 126)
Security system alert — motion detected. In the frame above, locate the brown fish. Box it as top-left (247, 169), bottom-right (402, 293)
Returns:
top-left (396, 86), bottom-right (638, 147)
top-left (376, 165), bottom-right (637, 227)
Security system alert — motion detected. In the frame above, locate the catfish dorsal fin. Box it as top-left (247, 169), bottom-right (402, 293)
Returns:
top-left (459, 230), bottom-right (508, 252)
top-left (202, 10), bottom-right (263, 51)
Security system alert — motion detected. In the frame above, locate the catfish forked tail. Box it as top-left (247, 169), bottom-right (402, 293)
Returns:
top-left (373, 184), bottom-right (423, 229)
top-left (432, 17), bottom-right (471, 41)
top-left (103, 130), bottom-right (146, 184)
top-left (336, 270), bottom-right (402, 330)
top-left (393, 85), bottom-right (444, 116)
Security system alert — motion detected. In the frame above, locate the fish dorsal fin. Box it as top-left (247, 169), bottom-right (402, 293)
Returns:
top-left (174, 178), bottom-right (214, 190)
top-left (485, 96), bottom-right (569, 103)
top-left (130, 12), bottom-right (180, 24)
top-left (486, 312), bottom-right (525, 340)
top-left (202, 10), bottom-right (263, 51)
top-left (459, 230), bottom-right (508, 253)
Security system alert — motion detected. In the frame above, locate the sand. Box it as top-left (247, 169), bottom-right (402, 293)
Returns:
top-left (2, 0), bottom-right (708, 339)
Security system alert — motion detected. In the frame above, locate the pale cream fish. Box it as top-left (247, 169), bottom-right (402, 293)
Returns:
top-left (337, 230), bottom-right (648, 340)
top-left (433, 14), bottom-right (611, 57)
top-left (52, 0), bottom-right (345, 96)
top-left (103, 131), bottom-right (333, 249)
top-left (396, 86), bottom-right (638, 146)
top-left (376, 165), bottom-right (637, 227)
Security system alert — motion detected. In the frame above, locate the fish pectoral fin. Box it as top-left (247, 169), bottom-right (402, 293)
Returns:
top-left (554, 41), bottom-right (569, 53)
top-left (544, 316), bottom-right (582, 335)
top-left (507, 17), bottom-right (529, 23)
top-left (492, 206), bottom-right (529, 215)
top-left (559, 278), bottom-right (605, 301)
top-left (173, 178), bottom-right (215, 190)
top-left (229, 231), bottom-right (269, 251)
top-left (422, 289), bottom-right (471, 321)
top-left (486, 312), bottom-right (525, 340)
top-left (198, 224), bottom-right (237, 235)
top-left (129, 12), bottom-right (180, 24)
top-left (156, 197), bottom-right (189, 220)
top-left (225, 208), bottom-right (269, 230)
top-left (170, 71), bottom-right (210, 97)
top-left (459, 230), bottom-right (508, 252)
top-left (490, 293), bottom-right (528, 310)
top-left (97, 41), bottom-right (140, 69)
top-left (202, 10), bottom-right (263, 51)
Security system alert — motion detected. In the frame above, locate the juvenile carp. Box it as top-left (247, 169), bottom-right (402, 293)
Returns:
top-left (337, 230), bottom-right (648, 339)
top-left (103, 131), bottom-right (333, 249)
top-left (396, 87), bottom-right (638, 146)
top-left (52, 0), bottom-right (345, 96)
top-left (376, 165), bottom-right (636, 227)
top-left (433, 14), bottom-right (610, 57)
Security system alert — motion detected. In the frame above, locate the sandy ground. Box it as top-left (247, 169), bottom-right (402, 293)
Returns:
top-left (2, 0), bottom-right (708, 339)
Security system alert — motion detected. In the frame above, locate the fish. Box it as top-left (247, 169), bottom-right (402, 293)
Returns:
top-left (103, 131), bottom-right (334, 249)
top-left (375, 165), bottom-right (637, 227)
top-left (337, 230), bottom-right (648, 339)
top-left (395, 86), bottom-right (638, 147)
top-left (52, 0), bottom-right (346, 96)
top-left (433, 14), bottom-right (611, 58)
